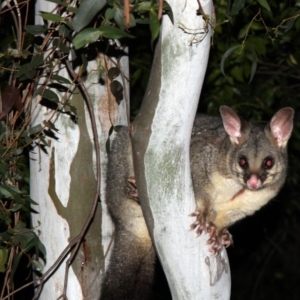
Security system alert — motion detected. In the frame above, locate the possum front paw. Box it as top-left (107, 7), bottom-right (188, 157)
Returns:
top-left (220, 228), bottom-right (233, 248)
top-left (190, 211), bottom-right (233, 254)
top-left (206, 228), bottom-right (233, 254)
top-left (127, 177), bottom-right (139, 201)
top-left (190, 211), bottom-right (211, 235)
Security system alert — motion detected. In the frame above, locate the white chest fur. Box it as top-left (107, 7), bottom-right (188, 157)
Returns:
top-left (211, 172), bottom-right (277, 216)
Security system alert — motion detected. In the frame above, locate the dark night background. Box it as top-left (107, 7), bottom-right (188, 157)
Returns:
top-left (1, 0), bottom-right (300, 298)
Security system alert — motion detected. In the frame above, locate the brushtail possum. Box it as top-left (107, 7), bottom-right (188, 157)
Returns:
top-left (101, 106), bottom-right (294, 299)
top-left (190, 106), bottom-right (294, 252)
top-left (101, 127), bottom-right (155, 300)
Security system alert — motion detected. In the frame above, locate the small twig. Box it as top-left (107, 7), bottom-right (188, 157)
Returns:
top-left (24, 0), bottom-right (29, 25)
top-left (123, 0), bottom-right (130, 26)
top-left (12, 0), bottom-right (22, 53)
top-left (178, 22), bottom-right (209, 45)
top-left (1, 247), bottom-right (15, 298)
top-left (5, 1), bottom-right (19, 46)
top-left (241, 8), bottom-right (261, 48)
top-left (158, 0), bottom-right (163, 20)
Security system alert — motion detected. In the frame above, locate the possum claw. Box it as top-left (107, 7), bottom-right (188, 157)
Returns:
top-left (190, 210), bottom-right (233, 254)
top-left (127, 177), bottom-right (139, 200)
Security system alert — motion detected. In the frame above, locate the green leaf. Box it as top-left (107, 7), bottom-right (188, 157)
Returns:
top-left (129, 14), bottom-right (136, 27)
top-left (52, 75), bottom-right (71, 84)
top-left (247, 45), bottom-right (257, 83)
top-left (36, 238), bottom-right (47, 257)
top-left (24, 25), bottom-right (47, 35)
top-left (22, 50), bottom-right (31, 58)
top-left (41, 12), bottom-right (64, 22)
top-left (257, 0), bottom-right (271, 11)
top-left (39, 134), bottom-right (49, 146)
top-left (0, 206), bottom-right (10, 225)
top-left (114, 8), bottom-right (125, 30)
top-left (65, 103), bottom-right (77, 116)
top-left (11, 203), bottom-right (23, 212)
top-left (99, 25), bottom-right (134, 39)
top-left (283, 18), bottom-right (296, 33)
top-left (110, 80), bottom-right (123, 104)
top-left (247, 36), bottom-right (266, 55)
top-left (59, 23), bottom-right (71, 38)
top-left (5, 184), bottom-right (21, 194)
top-left (14, 148), bottom-right (23, 156)
top-left (108, 67), bottom-right (120, 80)
top-left (295, 18), bottom-right (300, 31)
top-left (41, 89), bottom-right (60, 103)
top-left (135, 18), bottom-right (150, 25)
top-left (15, 53), bottom-right (42, 80)
top-left (27, 197), bottom-right (38, 206)
top-left (230, 66), bottom-right (244, 82)
top-left (53, 39), bottom-right (70, 54)
top-left (10, 252), bottom-right (22, 280)
top-left (220, 45), bottom-right (241, 76)
top-left (67, 6), bottom-right (78, 13)
top-left (138, 1), bottom-right (152, 12)
top-left (31, 259), bottom-right (44, 272)
top-left (105, 8), bottom-right (116, 20)
top-left (0, 160), bottom-right (9, 174)
top-left (15, 232), bottom-right (36, 251)
top-left (36, 88), bottom-right (60, 110)
top-left (72, 0), bottom-right (106, 32)
top-left (0, 186), bottom-right (14, 199)
top-left (237, 24), bottom-right (248, 39)
top-left (0, 121), bottom-right (5, 135)
top-left (230, 0), bottom-right (246, 16)
top-left (149, 10), bottom-right (160, 44)
top-left (46, 0), bottom-right (68, 6)
top-left (166, 5), bottom-right (174, 24)
top-left (0, 232), bottom-right (11, 243)
top-left (29, 124), bottom-right (43, 135)
top-left (14, 220), bottom-right (26, 230)
top-left (73, 28), bottom-right (101, 49)
top-left (31, 53), bottom-right (44, 69)
top-left (15, 64), bottom-right (35, 80)
top-left (0, 248), bottom-right (8, 272)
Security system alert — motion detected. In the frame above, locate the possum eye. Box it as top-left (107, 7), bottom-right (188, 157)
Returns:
top-left (239, 156), bottom-right (248, 169)
top-left (263, 157), bottom-right (274, 169)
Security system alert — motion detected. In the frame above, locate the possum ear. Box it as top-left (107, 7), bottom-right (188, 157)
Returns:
top-left (220, 106), bottom-right (242, 144)
top-left (269, 107), bottom-right (294, 148)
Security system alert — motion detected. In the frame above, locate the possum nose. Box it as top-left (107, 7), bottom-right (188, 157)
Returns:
top-left (247, 174), bottom-right (262, 190)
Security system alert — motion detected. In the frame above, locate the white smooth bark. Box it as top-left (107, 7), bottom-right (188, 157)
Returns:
top-left (133, 0), bottom-right (231, 299)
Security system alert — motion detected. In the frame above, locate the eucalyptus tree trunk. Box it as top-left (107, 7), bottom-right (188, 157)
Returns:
top-left (30, 2), bottom-right (129, 299)
top-left (132, 0), bottom-right (231, 299)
